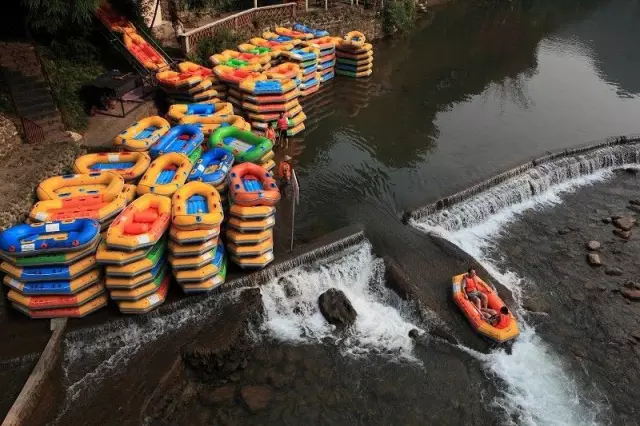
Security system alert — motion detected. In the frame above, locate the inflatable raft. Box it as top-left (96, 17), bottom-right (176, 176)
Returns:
top-left (149, 124), bottom-right (203, 158)
top-left (209, 127), bottom-right (273, 163)
top-left (187, 147), bottom-right (234, 186)
top-left (1, 255), bottom-right (98, 282)
top-left (123, 33), bottom-right (169, 71)
top-left (106, 193), bottom-right (171, 251)
top-left (228, 215), bottom-right (275, 232)
top-left (180, 260), bottom-right (227, 293)
top-left (137, 153), bottom-right (193, 197)
top-left (37, 171), bottom-right (124, 201)
top-left (169, 226), bottom-right (220, 244)
top-left (0, 238), bottom-right (98, 267)
top-left (0, 219), bottom-right (100, 256)
top-left (210, 50), bottom-right (271, 67)
top-left (171, 182), bottom-right (223, 230)
top-left (228, 163), bottom-right (280, 207)
top-left (170, 246), bottom-right (220, 270)
top-left (293, 23), bottom-right (329, 38)
top-left (284, 47), bottom-right (319, 62)
top-left (109, 265), bottom-right (168, 301)
top-left (13, 294), bottom-right (108, 318)
top-left (105, 237), bottom-right (166, 277)
top-left (167, 102), bottom-right (233, 122)
top-left (105, 256), bottom-right (164, 289)
top-left (247, 37), bottom-right (297, 53)
top-left (117, 272), bottom-right (169, 314)
top-left (3, 269), bottom-right (102, 295)
top-left (228, 237), bottom-right (273, 257)
top-left (231, 250), bottom-right (274, 269)
top-left (30, 189), bottom-right (129, 225)
top-left (275, 27), bottom-right (314, 40)
top-left (74, 152), bottom-right (150, 181)
top-left (229, 205), bottom-right (276, 220)
top-left (8, 283), bottom-right (105, 311)
top-left (247, 103), bottom-right (303, 123)
top-left (180, 115), bottom-right (250, 136)
top-left (239, 78), bottom-right (297, 95)
top-left (226, 228), bottom-right (272, 245)
top-left (168, 236), bottom-right (217, 257)
top-left (342, 31), bottom-right (366, 48)
top-left (114, 116), bottom-right (170, 152)
top-left (156, 70), bottom-right (202, 89)
top-left (174, 242), bottom-right (225, 283)
top-left (177, 61), bottom-right (215, 79)
top-left (265, 62), bottom-right (302, 80)
top-left (213, 66), bottom-right (262, 85)
top-left (96, 239), bottom-right (153, 266)
top-left (452, 273), bottom-right (519, 343)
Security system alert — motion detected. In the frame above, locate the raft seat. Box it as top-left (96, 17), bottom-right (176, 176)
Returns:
top-left (157, 168), bottom-right (177, 184)
top-left (186, 195), bottom-right (209, 214)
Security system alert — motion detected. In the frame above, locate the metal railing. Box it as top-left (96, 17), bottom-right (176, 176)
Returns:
top-left (178, 3), bottom-right (297, 54)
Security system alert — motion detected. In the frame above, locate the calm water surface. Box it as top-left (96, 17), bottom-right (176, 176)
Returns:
top-left (291, 0), bottom-right (640, 240)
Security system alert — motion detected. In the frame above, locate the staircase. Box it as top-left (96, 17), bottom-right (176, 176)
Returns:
top-left (0, 41), bottom-right (66, 143)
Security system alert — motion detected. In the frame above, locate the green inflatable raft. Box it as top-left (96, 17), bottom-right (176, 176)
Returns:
top-left (209, 126), bottom-right (273, 163)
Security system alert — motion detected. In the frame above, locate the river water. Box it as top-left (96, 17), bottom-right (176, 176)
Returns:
top-left (13, 0), bottom-right (640, 424)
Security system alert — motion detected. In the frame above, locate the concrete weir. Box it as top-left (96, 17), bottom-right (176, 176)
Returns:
top-left (1, 225), bottom-right (367, 425)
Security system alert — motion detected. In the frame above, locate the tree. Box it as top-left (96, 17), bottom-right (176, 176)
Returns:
top-left (21, 0), bottom-right (101, 33)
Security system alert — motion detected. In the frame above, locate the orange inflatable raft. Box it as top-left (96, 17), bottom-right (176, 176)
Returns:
top-left (8, 282), bottom-right (105, 310)
top-left (452, 273), bottom-right (519, 343)
top-left (229, 163), bottom-right (280, 207)
top-left (13, 293), bottom-right (108, 318)
top-left (106, 193), bottom-right (171, 251)
top-left (117, 272), bottom-right (169, 314)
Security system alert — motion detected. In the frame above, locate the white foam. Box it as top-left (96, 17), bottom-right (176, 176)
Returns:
top-left (260, 242), bottom-right (421, 359)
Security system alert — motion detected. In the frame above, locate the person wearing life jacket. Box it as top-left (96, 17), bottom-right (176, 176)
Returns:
top-left (276, 112), bottom-right (289, 148)
top-left (489, 306), bottom-right (511, 329)
top-left (462, 268), bottom-right (488, 311)
top-left (277, 154), bottom-right (292, 190)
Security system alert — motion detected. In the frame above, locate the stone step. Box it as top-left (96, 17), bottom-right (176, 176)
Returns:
top-left (13, 93), bottom-right (55, 109)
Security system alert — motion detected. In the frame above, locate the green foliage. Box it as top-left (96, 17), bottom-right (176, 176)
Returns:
top-left (38, 48), bottom-right (105, 131)
top-left (382, 0), bottom-right (416, 36)
top-left (176, 0), bottom-right (248, 13)
top-left (21, 0), bottom-right (100, 33)
top-left (188, 28), bottom-right (243, 65)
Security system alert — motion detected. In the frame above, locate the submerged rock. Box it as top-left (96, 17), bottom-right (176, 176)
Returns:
top-left (317, 288), bottom-right (357, 327)
top-left (587, 253), bottom-right (602, 266)
top-left (586, 240), bottom-right (601, 251)
top-left (429, 326), bottom-right (458, 345)
top-left (627, 204), bottom-right (640, 214)
top-left (602, 217), bottom-right (612, 224)
top-left (623, 281), bottom-right (640, 290)
top-left (240, 385), bottom-right (273, 413)
top-left (613, 216), bottom-right (636, 231)
top-left (630, 200), bottom-right (640, 206)
top-left (605, 266), bottom-right (623, 276)
top-left (557, 227), bottom-right (572, 235)
top-left (621, 288), bottom-right (640, 301)
top-left (199, 386), bottom-right (235, 406)
top-left (613, 229), bottom-right (632, 240)
top-left (624, 167), bottom-right (639, 174)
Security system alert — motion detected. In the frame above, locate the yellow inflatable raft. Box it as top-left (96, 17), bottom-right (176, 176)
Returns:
top-left (30, 189), bottom-right (128, 224)
top-left (226, 228), bottom-right (273, 245)
top-left (137, 153), bottom-right (193, 197)
top-left (96, 239), bottom-right (151, 266)
top-left (210, 50), bottom-right (271, 67)
top-left (36, 171), bottom-right (124, 201)
top-left (1, 254), bottom-right (98, 282)
top-left (105, 238), bottom-right (166, 277)
top-left (117, 273), bottom-right (169, 314)
top-left (114, 116), bottom-right (170, 152)
top-left (169, 226), bottom-right (220, 244)
top-left (169, 248), bottom-right (217, 270)
top-left (229, 205), bottom-right (276, 220)
top-left (227, 237), bottom-right (273, 257)
top-left (171, 182), bottom-right (223, 230)
top-left (73, 152), bottom-right (150, 181)
top-left (166, 102), bottom-right (234, 122)
top-left (109, 266), bottom-right (168, 301)
top-left (106, 193), bottom-right (171, 251)
top-left (228, 215), bottom-right (275, 232)
top-left (8, 283), bottom-right (105, 310)
top-left (231, 250), bottom-right (274, 269)
top-left (162, 79), bottom-right (213, 97)
top-left (168, 237), bottom-right (218, 257)
top-left (342, 31), bottom-right (366, 48)
top-left (179, 114), bottom-right (250, 136)
top-left (3, 268), bottom-right (102, 295)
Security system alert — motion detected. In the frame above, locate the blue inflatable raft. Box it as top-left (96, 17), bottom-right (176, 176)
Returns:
top-left (293, 23), bottom-right (329, 38)
top-left (0, 219), bottom-right (100, 256)
top-left (150, 124), bottom-right (204, 158)
top-left (188, 148), bottom-right (235, 186)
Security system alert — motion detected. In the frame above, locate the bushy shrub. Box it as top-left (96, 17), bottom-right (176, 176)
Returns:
top-left (188, 27), bottom-right (243, 65)
top-left (382, 0), bottom-right (416, 36)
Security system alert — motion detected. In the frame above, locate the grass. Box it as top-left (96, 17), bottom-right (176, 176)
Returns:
top-left (38, 48), bottom-right (105, 131)
top-left (187, 27), bottom-right (244, 65)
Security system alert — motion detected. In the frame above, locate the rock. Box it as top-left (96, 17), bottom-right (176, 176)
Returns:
top-left (624, 167), bottom-right (639, 174)
top-left (428, 325), bottom-right (458, 345)
top-left (630, 200), bottom-right (640, 206)
top-left (597, 284), bottom-right (609, 291)
top-left (623, 281), bottom-right (640, 290)
top-left (240, 385), bottom-right (273, 413)
top-left (523, 299), bottom-right (547, 313)
top-left (621, 288), bottom-right (640, 301)
top-left (586, 240), bottom-right (601, 251)
top-left (587, 253), bottom-right (602, 266)
top-left (613, 216), bottom-right (636, 231)
top-left (557, 227), bottom-right (572, 235)
top-left (571, 292), bottom-right (585, 302)
top-left (605, 266), bottom-right (623, 276)
top-left (627, 204), bottom-right (640, 214)
top-left (631, 331), bottom-right (640, 341)
top-left (602, 217), bottom-right (612, 224)
top-left (317, 288), bottom-right (357, 327)
top-left (584, 282), bottom-right (596, 290)
top-left (199, 386), bottom-right (235, 406)
top-left (613, 229), bottom-right (632, 240)
top-left (66, 130), bottom-right (83, 142)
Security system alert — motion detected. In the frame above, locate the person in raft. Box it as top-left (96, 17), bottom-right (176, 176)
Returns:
top-left (277, 112), bottom-right (289, 148)
top-left (488, 306), bottom-right (511, 329)
top-left (278, 155), bottom-right (292, 190)
top-left (265, 122), bottom-right (276, 144)
top-left (462, 267), bottom-right (489, 311)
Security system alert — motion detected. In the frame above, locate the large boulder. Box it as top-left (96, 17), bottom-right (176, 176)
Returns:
top-left (613, 216), bottom-right (636, 231)
top-left (318, 288), bottom-right (357, 327)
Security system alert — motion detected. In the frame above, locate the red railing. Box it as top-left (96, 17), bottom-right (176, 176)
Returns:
top-left (21, 116), bottom-right (45, 144)
top-left (179, 3), bottom-right (297, 54)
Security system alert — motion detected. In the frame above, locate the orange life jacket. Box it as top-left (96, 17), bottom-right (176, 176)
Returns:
top-left (278, 161), bottom-right (291, 180)
top-left (495, 313), bottom-right (510, 329)
top-left (465, 276), bottom-right (479, 293)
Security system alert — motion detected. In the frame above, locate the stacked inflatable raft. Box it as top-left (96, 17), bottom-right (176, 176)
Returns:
top-left (283, 45), bottom-right (320, 97)
top-left (169, 182), bottom-right (226, 293)
top-left (210, 127), bottom-right (276, 172)
top-left (157, 61), bottom-right (224, 104)
top-left (336, 31), bottom-right (373, 78)
top-left (99, 194), bottom-right (172, 313)
top-left (0, 219), bottom-right (107, 318)
top-left (225, 163), bottom-right (280, 269)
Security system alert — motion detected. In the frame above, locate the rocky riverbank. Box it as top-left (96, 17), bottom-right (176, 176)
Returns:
top-left (480, 169), bottom-right (640, 425)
